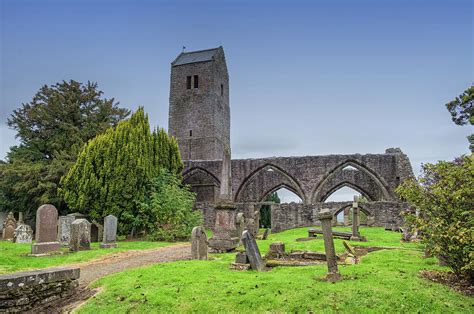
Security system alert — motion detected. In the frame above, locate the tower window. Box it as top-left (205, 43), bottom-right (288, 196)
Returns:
top-left (194, 75), bottom-right (199, 88)
top-left (221, 84), bottom-right (223, 96)
top-left (186, 76), bottom-right (191, 89)
top-left (189, 130), bottom-right (192, 137)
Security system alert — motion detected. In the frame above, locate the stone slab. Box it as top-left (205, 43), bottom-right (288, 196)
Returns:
top-left (31, 242), bottom-right (61, 255)
top-left (0, 267), bottom-right (80, 290)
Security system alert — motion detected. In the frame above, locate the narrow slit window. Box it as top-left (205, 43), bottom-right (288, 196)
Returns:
top-left (186, 76), bottom-right (192, 89)
top-left (194, 75), bottom-right (199, 88)
top-left (189, 130), bottom-right (193, 137)
top-left (221, 84), bottom-right (224, 96)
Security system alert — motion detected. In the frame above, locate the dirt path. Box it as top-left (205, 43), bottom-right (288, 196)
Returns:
top-left (41, 243), bottom-right (191, 313)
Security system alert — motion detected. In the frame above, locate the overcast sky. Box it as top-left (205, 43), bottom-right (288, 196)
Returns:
top-left (1, 0), bottom-right (473, 201)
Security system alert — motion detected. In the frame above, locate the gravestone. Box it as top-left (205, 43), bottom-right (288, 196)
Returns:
top-left (14, 224), bottom-right (33, 243)
top-left (90, 221), bottom-right (103, 243)
top-left (191, 226), bottom-right (208, 260)
top-left (70, 219), bottom-right (91, 251)
top-left (235, 252), bottom-right (249, 264)
top-left (350, 197), bottom-right (362, 241)
top-left (267, 242), bottom-right (285, 258)
top-left (2, 212), bottom-right (17, 240)
top-left (100, 215), bottom-right (118, 248)
top-left (262, 228), bottom-right (271, 240)
top-left (0, 212), bottom-right (7, 234)
top-left (31, 204), bottom-right (60, 254)
top-left (241, 230), bottom-right (265, 272)
top-left (208, 203), bottom-right (239, 252)
top-left (317, 208), bottom-right (342, 282)
top-left (57, 215), bottom-right (75, 245)
top-left (235, 213), bottom-right (245, 240)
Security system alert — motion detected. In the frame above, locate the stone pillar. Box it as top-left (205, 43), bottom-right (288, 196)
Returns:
top-left (343, 208), bottom-right (350, 226)
top-left (317, 208), bottom-right (342, 282)
top-left (191, 226), bottom-right (208, 260)
top-left (350, 197), bottom-right (361, 241)
top-left (101, 215), bottom-right (118, 248)
top-left (70, 219), bottom-right (91, 251)
top-left (31, 205), bottom-right (60, 254)
top-left (208, 203), bottom-right (240, 252)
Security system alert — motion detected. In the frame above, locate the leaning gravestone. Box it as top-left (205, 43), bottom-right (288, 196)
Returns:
top-left (14, 224), bottom-right (33, 243)
top-left (70, 219), bottom-right (91, 251)
top-left (241, 230), bottom-right (265, 272)
top-left (2, 212), bottom-right (17, 240)
top-left (191, 226), bottom-right (208, 260)
top-left (100, 215), bottom-right (118, 248)
top-left (31, 204), bottom-right (60, 254)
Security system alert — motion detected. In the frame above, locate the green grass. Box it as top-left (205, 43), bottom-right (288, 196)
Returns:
top-left (79, 227), bottom-right (472, 313)
top-left (0, 240), bottom-right (173, 274)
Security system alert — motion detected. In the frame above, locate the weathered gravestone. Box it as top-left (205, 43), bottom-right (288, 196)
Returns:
top-left (267, 242), bottom-right (285, 258)
top-left (317, 208), bottom-right (342, 282)
top-left (2, 212), bottom-right (17, 240)
top-left (235, 213), bottom-right (245, 240)
top-left (57, 215), bottom-right (75, 245)
top-left (31, 204), bottom-right (60, 254)
top-left (100, 215), bottom-right (118, 248)
top-left (350, 197), bottom-right (362, 241)
top-left (90, 221), bottom-right (104, 243)
top-left (14, 224), bottom-right (33, 243)
top-left (241, 230), bottom-right (265, 272)
top-left (70, 219), bottom-right (91, 251)
top-left (0, 211), bottom-right (7, 235)
top-left (191, 226), bottom-right (208, 260)
top-left (208, 203), bottom-right (240, 252)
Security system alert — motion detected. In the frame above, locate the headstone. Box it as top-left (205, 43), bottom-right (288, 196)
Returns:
top-left (235, 252), bottom-right (249, 264)
top-left (31, 204), bottom-right (60, 254)
top-left (2, 212), bottom-right (17, 240)
top-left (90, 221), bottom-right (103, 243)
top-left (70, 219), bottom-right (91, 251)
top-left (14, 224), bottom-right (33, 243)
top-left (100, 215), bottom-right (118, 248)
top-left (0, 212), bottom-right (7, 234)
top-left (317, 208), bottom-right (342, 282)
top-left (235, 213), bottom-right (245, 240)
top-left (262, 228), bottom-right (271, 240)
top-left (268, 242), bottom-right (285, 258)
top-left (191, 226), bottom-right (208, 260)
top-left (57, 215), bottom-right (75, 245)
top-left (241, 230), bottom-right (265, 271)
top-left (350, 198), bottom-right (361, 241)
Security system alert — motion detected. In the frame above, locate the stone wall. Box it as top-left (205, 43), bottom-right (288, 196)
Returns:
top-left (0, 268), bottom-right (79, 312)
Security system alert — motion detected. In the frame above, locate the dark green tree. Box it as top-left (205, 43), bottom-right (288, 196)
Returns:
top-left (259, 192), bottom-right (280, 228)
top-left (59, 107), bottom-right (183, 234)
top-left (0, 80), bottom-right (129, 220)
top-left (445, 85), bottom-right (474, 151)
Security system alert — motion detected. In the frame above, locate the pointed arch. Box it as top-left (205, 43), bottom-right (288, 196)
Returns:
top-left (182, 166), bottom-right (220, 203)
top-left (321, 182), bottom-right (373, 203)
top-left (182, 166), bottom-right (220, 186)
top-left (311, 160), bottom-right (392, 203)
top-left (234, 163), bottom-right (305, 203)
top-left (259, 183), bottom-right (304, 203)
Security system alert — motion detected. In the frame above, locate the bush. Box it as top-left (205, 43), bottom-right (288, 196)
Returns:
top-left (141, 170), bottom-right (202, 242)
top-left (396, 154), bottom-right (474, 281)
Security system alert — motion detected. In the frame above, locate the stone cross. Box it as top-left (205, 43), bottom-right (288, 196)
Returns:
top-left (241, 230), bottom-right (265, 272)
top-left (31, 204), bottom-right (60, 254)
top-left (100, 214), bottom-right (118, 248)
top-left (317, 208), bottom-right (342, 282)
top-left (14, 224), bottom-right (33, 243)
top-left (191, 226), bottom-right (208, 260)
top-left (350, 196), bottom-right (361, 241)
top-left (2, 212), bottom-right (17, 240)
top-left (70, 219), bottom-right (91, 251)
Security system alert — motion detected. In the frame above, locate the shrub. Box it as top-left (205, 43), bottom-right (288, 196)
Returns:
top-left (396, 154), bottom-right (474, 281)
top-left (141, 169), bottom-right (202, 242)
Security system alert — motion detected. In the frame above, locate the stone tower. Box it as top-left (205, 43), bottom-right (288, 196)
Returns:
top-left (169, 46), bottom-right (230, 161)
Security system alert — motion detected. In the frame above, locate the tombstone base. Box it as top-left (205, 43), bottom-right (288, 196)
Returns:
top-left (100, 242), bottom-right (118, 249)
top-left (325, 272), bottom-right (342, 282)
top-left (31, 242), bottom-right (60, 254)
top-left (235, 252), bottom-right (249, 264)
top-left (349, 236), bottom-right (367, 242)
top-left (208, 237), bottom-right (239, 252)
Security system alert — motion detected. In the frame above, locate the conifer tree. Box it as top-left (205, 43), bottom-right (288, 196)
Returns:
top-left (59, 107), bottom-right (183, 233)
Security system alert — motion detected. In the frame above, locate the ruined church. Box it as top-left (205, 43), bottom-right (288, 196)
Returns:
top-left (169, 47), bottom-right (413, 232)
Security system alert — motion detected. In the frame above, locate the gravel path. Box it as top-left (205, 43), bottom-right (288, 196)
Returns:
top-left (77, 243), bottom-right (191, 286)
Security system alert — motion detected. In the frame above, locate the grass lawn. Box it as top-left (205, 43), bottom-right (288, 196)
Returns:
top-left (0, 240), bottom-right (173, 274)
top-left (79, 227), bottom-right (473, 313)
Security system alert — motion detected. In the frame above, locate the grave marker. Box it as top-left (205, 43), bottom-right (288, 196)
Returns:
top-left (100, 215), bottom-right (118, 248)
top-left (191, 226), bottom-right (208, 260)
top-left (31, 204), bottom-right (60, 254)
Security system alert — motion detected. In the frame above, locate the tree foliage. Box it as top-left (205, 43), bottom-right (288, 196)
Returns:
top-left (0, 80), bottom-right (129, 220)
top-left (59, 107), bottom-right (183, 234)
top-left (140, 169), bottom-right (201, 241)
top-left (396, 155), bottom-right (474, 281)
top-left (260, 192), bottom-right (280, 228)
top-left (445, 85), bottom-right (474, 151)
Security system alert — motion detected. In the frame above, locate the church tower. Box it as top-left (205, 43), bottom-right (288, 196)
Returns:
top-left (168, 46), bottom-right (230, 161)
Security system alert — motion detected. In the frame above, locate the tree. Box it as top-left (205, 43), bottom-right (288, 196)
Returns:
top-left (0, 80), bottom-right (129, 220)
top-left (396, 155), bottom-right (474, 281)
top-left (445, 85), bottom-right (474, 151)
top-left (59, 107), bottom-right (183, 234)
top-left (141, 169), bottom-right (201, 241)
top-left (259, 192), bottom-right (280, 228)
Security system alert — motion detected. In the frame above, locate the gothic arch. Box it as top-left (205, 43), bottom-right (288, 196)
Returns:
top-left (258, 183), bottom-right (303, 203)
top-left (320, 182), bottom-right (373, 203)
top-left (234, 164), bottom-right (305, 203)
top-left (311, 160), bottom-right (392, 203)
top-left (182, 167), bottom-right (220, 203)
top-left (333, 203), bottom-right (373, 217)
